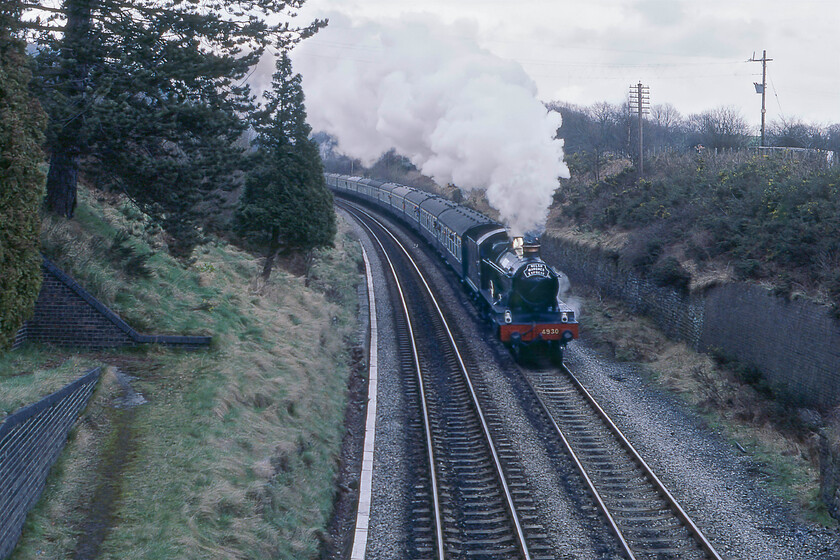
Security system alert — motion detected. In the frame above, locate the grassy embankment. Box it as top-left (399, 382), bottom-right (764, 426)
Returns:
top-left (1, 184), bottom-right (363, 559)
top-left (548, 153), bottom-right (840, 525)
top-left (554, 152), bottom-right (840, 306)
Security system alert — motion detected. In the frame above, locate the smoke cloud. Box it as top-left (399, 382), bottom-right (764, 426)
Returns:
top-left (291, 12), bottom-right (570, 235)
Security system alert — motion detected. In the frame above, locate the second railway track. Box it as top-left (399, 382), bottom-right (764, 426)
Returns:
top-left (521, 361), bottom-right (724, 560)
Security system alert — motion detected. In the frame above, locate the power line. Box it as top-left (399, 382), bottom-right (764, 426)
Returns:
top-left (770, 76), bottom-right (784, 119)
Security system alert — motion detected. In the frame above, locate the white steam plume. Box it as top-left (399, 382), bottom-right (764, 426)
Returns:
top-left (291, 12), bottom-right (570, 235)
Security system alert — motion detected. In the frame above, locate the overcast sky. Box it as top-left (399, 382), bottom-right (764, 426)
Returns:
top-left (292, 0), bottom-right (840, 129)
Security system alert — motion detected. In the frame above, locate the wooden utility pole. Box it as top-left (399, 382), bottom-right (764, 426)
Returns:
top-left (629, 82), bottom-right (649, 176)
top-left (749, 50), bottom-right (773, 147)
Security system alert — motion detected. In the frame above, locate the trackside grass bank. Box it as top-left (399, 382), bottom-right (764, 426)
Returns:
top-left (1, 186), bottom-right (363, 559)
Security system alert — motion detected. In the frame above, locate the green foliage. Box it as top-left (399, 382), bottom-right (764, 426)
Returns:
top-left (650, 256), bottom-right (691, 292)
top-left (236, 53), bottom-right (336, 277)
top-left (7, 190), bottom-right (362, 558)
top-left (620, 234), bottom-right (664, 271)
top-left (30, 0), bottom-right (326, 256)
top-left (558, 155), bottom-right (840, 302)
top-left (107, 230), bottom-right (153, 278)
top-left (0, 19), bottom-right (47, 351)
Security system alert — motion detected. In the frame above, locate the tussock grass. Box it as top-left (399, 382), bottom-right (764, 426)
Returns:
top-left (6, 187), bottom-right (363, 559)
top-left (545, 225), bottom-right (630, 254)
top-left (2, 365), bottom-right (127, 553)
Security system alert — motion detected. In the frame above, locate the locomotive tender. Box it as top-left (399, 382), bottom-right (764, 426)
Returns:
top-left (326, 173), bottom-right (578, 361)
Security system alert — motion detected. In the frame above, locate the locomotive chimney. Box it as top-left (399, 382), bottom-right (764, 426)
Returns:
top-left (523, 236), bottom-right (541, 258)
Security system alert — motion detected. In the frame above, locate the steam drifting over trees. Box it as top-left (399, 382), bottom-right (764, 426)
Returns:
top-left (293, 12), bottom-right (569, 235)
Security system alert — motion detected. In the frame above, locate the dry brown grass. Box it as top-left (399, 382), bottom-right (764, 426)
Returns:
top-left (0, 354), bottom-right (102, 420)
top-left (545, 226), bottom-right (630, 253)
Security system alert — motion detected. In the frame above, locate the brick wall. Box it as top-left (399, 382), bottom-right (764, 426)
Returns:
top-left (13, 258), bottom-right (211, 350)
top-left (0, 368), bottom-right (101, 559)
top-left (542, 234), bottom-right (840, 410)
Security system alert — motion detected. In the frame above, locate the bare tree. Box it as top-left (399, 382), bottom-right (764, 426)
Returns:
top-left (826, 124), bottom-right (840, 154)
top-left (688, 106), bottom-right (752, 150)
top-left (648, 103), bottom-right (685, 151)
top-left (767, 118), bottom-right (825, 149)
top-left (551, 101), bottom-right (625, 181)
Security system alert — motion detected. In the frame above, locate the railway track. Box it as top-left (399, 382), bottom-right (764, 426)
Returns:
top-left (341, 199), bottom-right (724, 560)
top-left (343, 201), bottom-right (554, 559)
top-left (523, 362), bottom-right (724, 560)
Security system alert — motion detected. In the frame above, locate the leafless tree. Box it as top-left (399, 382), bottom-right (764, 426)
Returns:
top-left (767, 118), bottom-right (826, 149)
top-left (688, 106), bottom-right (752, 150)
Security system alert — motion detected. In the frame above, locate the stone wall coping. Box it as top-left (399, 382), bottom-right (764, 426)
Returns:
top-left (0, 367), bottom-right (101, 441)
top-left (39, 257), bottom-right (212, 349)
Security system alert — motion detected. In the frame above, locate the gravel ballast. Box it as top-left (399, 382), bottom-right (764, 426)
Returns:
top-left (329, 205), bottom-right (840, 559)
top-left (565, 343), bottom-right (840, 559)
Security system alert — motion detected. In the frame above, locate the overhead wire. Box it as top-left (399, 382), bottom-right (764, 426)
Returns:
top-left (770, 76), bottom-right (785, 118)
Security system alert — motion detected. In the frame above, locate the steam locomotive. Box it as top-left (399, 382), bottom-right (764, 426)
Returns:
top-left (326, 173), bottom-right (578, 362)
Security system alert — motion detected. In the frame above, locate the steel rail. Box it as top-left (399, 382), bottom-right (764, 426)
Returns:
top-left (523, 372), bottom-right (637, 559)
top-left (348, 206), bottom-right (446, 560)
top-left (562, 365), bottom-right (724, 560)
top-left (348, 202), bottom-right (533, 560)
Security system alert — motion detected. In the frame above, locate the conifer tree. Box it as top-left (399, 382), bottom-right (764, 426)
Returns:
top-left (236, 52), bottom-right (336, 280)
top-left (0, 0), bottom-right (47, 351)
top-left (27, 0), bottom-right (324, 256)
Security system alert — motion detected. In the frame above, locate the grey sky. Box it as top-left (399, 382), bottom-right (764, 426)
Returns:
top-left (294, 0), bottom-right (840, 128)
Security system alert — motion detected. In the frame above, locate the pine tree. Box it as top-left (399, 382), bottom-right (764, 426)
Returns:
top-left (0, 0), bottom-right (47, 351)
top-left (236, 53), bottom-right (336, 280)
top-left (27, 0), bottom-right (325, 256)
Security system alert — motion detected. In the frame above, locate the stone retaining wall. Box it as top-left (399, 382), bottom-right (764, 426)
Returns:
top-left (542, 234), bottom-right (840, 410)
top-left (0, 368), bottom-right (101, 559)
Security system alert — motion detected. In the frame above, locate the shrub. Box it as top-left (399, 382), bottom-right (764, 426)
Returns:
top-left (650, 256), bottom-right (691, 292)
top-left (556, 154), bottom-right (840, 304)
top-left (620, 234), bottom-right (663, 272)
top-left (108, 229), bottom-right (153, 278)
top-left (734, 259), bottom-right (762, 280)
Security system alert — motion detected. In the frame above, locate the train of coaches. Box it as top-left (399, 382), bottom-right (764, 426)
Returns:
top-left (326, 173), bottom-right (578, 361)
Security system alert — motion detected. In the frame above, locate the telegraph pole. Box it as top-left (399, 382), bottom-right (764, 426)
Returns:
top-left (629, 82), bottom-right (650, 176)
top-left (749, 50), bottom-right (773, 147)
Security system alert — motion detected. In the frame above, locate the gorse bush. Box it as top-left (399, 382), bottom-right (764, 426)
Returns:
top-left (650, 257), bottom-right (691, 292)
top-left (557, 155), bottom-right (840, 304)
